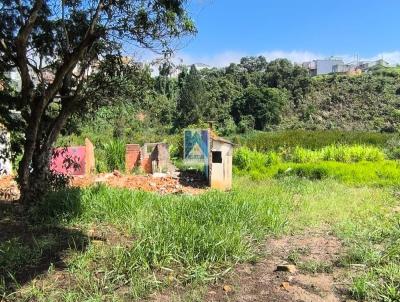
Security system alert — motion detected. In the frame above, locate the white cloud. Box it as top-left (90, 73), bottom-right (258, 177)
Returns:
top-left (362, 51), bottom-right (400, 65)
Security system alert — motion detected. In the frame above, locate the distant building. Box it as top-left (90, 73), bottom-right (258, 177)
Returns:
top-left (192, 63), bottom-right (211, 71)
top-left (303, 57), bottom-right (391, 76)
top-left (332, 62), bottom-right (358, 74)
top-left (358, 59), bottom-right (389, 71)
top-left (303, 57), bottom-right (344, 76)
top-left (0, 125), bottom-right (12, 175)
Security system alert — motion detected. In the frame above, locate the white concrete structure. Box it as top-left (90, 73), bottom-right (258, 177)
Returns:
top-left (0, 126), bottom-right (12, 175)
top-left (209, 137), bottom-right (233, 191)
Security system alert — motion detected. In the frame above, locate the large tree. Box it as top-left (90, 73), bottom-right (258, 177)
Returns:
top-left (175, 64), bottom-right (207, 127)
top-left (0, 0), bottom-right (195, 204)
top-left (232, 86), bottom-right (288, 130)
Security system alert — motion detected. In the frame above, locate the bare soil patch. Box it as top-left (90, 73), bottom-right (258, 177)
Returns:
top-left (204, 230), bottom-right (348, 302)
top-left (150, 229), bottom-right (351, 302)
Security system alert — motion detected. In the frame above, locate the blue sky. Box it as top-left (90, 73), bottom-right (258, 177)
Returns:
top-left (159, 0), bottom-right (400, 66)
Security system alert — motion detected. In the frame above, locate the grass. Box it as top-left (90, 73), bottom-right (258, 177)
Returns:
top-left (232, 130), bottom-right (395, 151)
top-left (298, 260), bottom-right (333, 274)
top-left (98, 139), bottom-right (126, 172)
top-left (233, 147), bottom-right (400, 186)
top-left (2, 138), bottom-right (400, 301)
top-left (2, 175), bottom-right (399, 301)
top-left (335, 200), bottom-right (400, 301)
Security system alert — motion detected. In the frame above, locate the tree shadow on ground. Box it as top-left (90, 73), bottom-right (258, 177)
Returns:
top-left (0, 188), bottom-right (88, 295)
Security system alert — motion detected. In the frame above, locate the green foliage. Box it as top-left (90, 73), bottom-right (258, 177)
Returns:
top-left (232, 86), bottom-right (288, 130)
top-left (336, 204), bottom-right (400, 301)
top-left (233, 146), bottom-right (399, 185)
top-left (286, 145), bottom-right (385, 163)
top-left (176, 65), bottom-right (208, 128)
top-left (234, 130), bottom-right (395, 151)
top-left (26, 181), bottom-right (293, 299)
top-left (100, 139), bottom-right (126, 172)
top-left (13, 176), bottom-right (399, 300)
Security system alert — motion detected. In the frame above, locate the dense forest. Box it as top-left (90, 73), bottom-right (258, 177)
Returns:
top-left (64, 56), bottom-right (400, 146)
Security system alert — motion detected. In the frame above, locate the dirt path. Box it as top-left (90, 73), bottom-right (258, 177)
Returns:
top-left (202, 229), bottom-right (350, 302)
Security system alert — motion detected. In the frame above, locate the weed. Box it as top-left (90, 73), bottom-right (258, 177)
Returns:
top-left (299, 260), bottom-right (333, 274)
top-left (287, 247), bottom-right (311, 265)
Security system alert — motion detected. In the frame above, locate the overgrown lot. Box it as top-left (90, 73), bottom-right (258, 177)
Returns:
top-left (1, 175), bottom-right (399, 301)
top-left (2, 131), bottom-right (400, 301)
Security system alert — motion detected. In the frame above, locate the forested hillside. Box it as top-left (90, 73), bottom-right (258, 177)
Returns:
top-left (67, 56), bottom-right (400, 143)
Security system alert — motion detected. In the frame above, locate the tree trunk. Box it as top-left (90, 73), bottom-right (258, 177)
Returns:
top-left (18, 97), bottom-right (75, 205)
top-left (19, 135), bottom-right (53, 205)
top-left (18, 105), bottom-right (44, 204)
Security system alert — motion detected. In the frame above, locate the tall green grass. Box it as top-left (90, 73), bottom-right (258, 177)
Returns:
top-left (289, 145), bottom-right (385, 163)
top-left (16, 177), bottom-right (397, 301)
top-left (336, 200), bottom-right (400, 301)
top-left (233, 147), bottom-right (399, 186)
top-left (233, 130), bottom-right (395, 151)
top-left (97, 139), bottom-right (125, 172)
top-left (235, 145), bottom-right (385, 166)
top-left (26, 182), bottom-right (292, 299)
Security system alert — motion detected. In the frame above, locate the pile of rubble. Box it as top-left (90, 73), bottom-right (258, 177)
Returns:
top-left (71, 170), bottom-right (207, 195)
top-left (0, 170), bottom-right (207, 204)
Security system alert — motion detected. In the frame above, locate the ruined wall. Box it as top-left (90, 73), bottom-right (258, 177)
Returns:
top-left (51, 146), bottom-right (86, 175)
top-left (85, 138), bottom-right (95, 175)
top-left (51, 138), bottom-right (94, 176)
top-left (125, 144), bottom-right (141, 172)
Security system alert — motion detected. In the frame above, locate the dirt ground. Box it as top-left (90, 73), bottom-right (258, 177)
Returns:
top-left (71, 170), bottom-right (207, 194)
top-left (203, 230), bottom-right (349, 302)
top-left (151, 230), bottom-right (353, 302)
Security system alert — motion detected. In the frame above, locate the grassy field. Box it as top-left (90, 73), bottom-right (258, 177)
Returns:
top-left (2, 132), bottom-right (400, 301)
top-left (1, 175), bottom-right (399, 301)
top-left (232, 130), bottom-right (397, 151)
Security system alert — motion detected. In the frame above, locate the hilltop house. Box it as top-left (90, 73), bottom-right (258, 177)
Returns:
top-left (302, 57), bottom-right (390, 76)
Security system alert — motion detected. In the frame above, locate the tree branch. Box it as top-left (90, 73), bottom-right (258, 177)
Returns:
top-left (15, 0), bottom-right (43, 106)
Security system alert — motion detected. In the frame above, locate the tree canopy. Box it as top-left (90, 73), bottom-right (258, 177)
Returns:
top-left (0, 0), bottom-right (195, 204)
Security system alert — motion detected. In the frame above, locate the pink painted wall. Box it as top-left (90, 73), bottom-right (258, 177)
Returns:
top-left (51, 146), bottom-right (86, 175)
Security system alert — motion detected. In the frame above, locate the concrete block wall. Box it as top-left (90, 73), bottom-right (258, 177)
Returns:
top-left (51, 138), bottom-right (95, 176)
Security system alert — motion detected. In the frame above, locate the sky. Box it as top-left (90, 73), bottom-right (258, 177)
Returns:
top-left (135, 0), bottom-right (400, 67)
